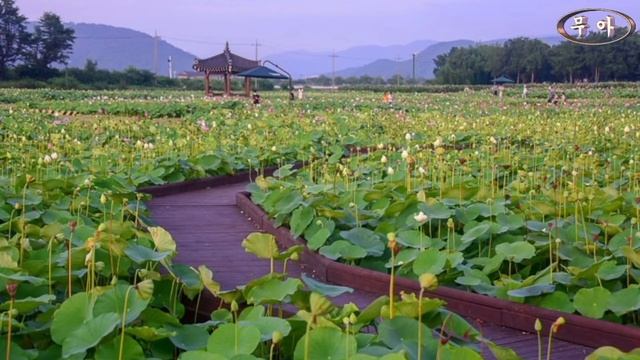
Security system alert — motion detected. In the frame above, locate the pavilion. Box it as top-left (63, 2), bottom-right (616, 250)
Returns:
top-left (193, 42), bottom-right (260, 97)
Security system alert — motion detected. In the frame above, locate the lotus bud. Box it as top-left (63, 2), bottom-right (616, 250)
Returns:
top-left (349, 313), bottom-right (357, 324)
top-left (380, 155), bottom-right (387, 164)
top-left (551, 317), bottom-right (565, 333)
top-left (6, 283), bottom-right (18, 299)
top-left (269, 330), bottom-right (284, 345)
top-left (405, 133), bottom-right (411, 141)
top-left (290, 251), bottom-right (300, 261)
top-left (95, 261), bottom-right (105, 272)
top-left (271, 146), bottom-right (276, 152)
top-left (386, 167), bottom-right (394, 175)
top-left (100, 194), bottom-right (108, 204)
top-left (534, 318), bottom-right (542, 332)
top-left (26, 175), bottom-right (35, 183)
top-left (447, 218), bottom-right (455, 229)
top-left (418, 167), bottom-right (426, 175)
top-left (417, 190), bottom-right (426, 202)
top-left (401, 150), bottom-right (409, 159)
top-left (134, 279), bottom-right (154, 300)
top-left (419, 273), bottom-right (438, 290)
top-left (51, 152), bottom-right (58, 160)
top-left (231, 300), bottom-right (239, 313)
top-left (342, 317), bottom-right (350, 325)
top-left (44, 154), bottom-right (52, 163)
top-left (14, 203), bottom-right (22, 210)
top-left (377, 143), bottom-right (384, 150)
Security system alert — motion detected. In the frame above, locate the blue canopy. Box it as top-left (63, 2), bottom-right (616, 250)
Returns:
top-left (491, 75), bottom-right (515, 84)
top-left (237, 66), bottom-right (289, 80)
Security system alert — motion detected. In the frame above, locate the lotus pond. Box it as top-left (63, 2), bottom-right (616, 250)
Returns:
top-left (0, 86), bottom-right (639, 359)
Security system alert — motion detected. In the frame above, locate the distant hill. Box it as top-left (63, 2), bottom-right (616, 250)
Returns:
top-left (65, 23), bottom-right (197, 74)
top-left (266, 40), bottom-right (436, 79)
top-left (330, 36), bottom-right (563, 79)
top-left (333, 40), bottom-right (474, 79)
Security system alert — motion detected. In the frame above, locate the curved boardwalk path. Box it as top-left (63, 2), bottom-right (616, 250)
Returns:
top-left (148, 181), bottom-right (593, 360)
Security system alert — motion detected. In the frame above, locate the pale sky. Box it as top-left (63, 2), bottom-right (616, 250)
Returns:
top-left (15, 0), bottom-right (640, 57)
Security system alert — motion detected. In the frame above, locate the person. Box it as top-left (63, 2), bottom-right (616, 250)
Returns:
top-left (522, 84), bottom-right (528, 99)
top-left (297, 87), bottom-right (304, 100)
top-left (498, 84), bottom-right (504, 99)
top-left (289, 89), bottom-right (295, 101)
top-left (560, 91), bottom-right (567, 104)
top-left (383, 91), bottom-right (390, 103)
top-left (388, 91), bottom-right (394, 104)
top-left (491, 84), bottom-right (498, 96)
top-left (547, 85), bottom-right (556, 103)
top-left (252, 90), bottom-right (261, 105)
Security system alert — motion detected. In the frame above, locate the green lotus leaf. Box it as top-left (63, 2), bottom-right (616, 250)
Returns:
top-left (290, 206), bottom-right (315, 238)
top-left (127, 326), bottom-right (177, 342)
top-left (607, 287), bottom-right (640, 316)
top-left (95, 335), bottom-right (145, 360)
top-left (51, 292), bottom-right (93, 345)
top-left (319, 240), bottom-right (367, 261)
top-left (574, 287), bottom-right (611, 319)
top-left (62, 312), bottom-right (120, 358)
top-left (241, 232), bottom-right (279, 259)
top-left (171, 324), bottom-right (210, 351)
top-left (495, 241), bottom-right (536, 263)
top-left (124, 244), bottom-right (171, 264)
top-left (207, 323), bottom-right (261, 358)
top-left (412, 248), bottom-right (447, 275)
top-left (246, 277), bottom-right (302, 304)
top-left (339, 228), bottom-right (385, 257)
top-left (537, 292), bottom-right (574, 313)
top-left (301, 273), bottom-right (353, 297)
top-left (293, 327), bottom-right (357, 360)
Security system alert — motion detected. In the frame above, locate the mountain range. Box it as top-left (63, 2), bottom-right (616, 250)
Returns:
top-left (62, 23), bottom-right (561, 79)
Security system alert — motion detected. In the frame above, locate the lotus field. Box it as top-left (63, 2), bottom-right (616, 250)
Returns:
top-left (0, 86), bottom-right (639, 359)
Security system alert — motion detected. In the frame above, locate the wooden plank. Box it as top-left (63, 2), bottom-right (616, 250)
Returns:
top-left (148, 181), bottom-right (600, 360)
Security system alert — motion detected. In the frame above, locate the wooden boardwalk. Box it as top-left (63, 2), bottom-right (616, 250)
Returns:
top-left (148, 182), bottom-right (593, 360)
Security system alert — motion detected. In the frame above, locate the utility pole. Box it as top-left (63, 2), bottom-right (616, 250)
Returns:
top-left (395, 57), bottom-right (401, 87)
top-left (168, 56), bottom-right (173, 79)
top-left (254, 39), bottom-right (261, 89)
top-left (153, 31), bottom-right (159, 75)
top-left (330, 50), bottom-right (337, 90)
top-left (412, 53), bottom-right (416, 83)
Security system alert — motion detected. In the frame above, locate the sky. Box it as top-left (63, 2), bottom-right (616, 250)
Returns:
top-left (15, 0), bottom-right (640, 58)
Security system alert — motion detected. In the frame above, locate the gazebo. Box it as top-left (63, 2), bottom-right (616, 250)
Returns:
top-left (193, 42), bottom-right (260, 96)
top-left (491, 75), bottom-right (515, 84)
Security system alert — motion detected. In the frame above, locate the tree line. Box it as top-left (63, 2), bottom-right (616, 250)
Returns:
top-left (0, 0), bottom-right (75, 80)
top-left (433, 32), bottom-right (640, 85)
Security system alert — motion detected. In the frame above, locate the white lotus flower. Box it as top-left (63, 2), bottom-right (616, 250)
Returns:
top-left (377, 143), bottom-right (384, 150)
top-left (387, 167), bottom-right (394, 175)
top-left (401, 150), bottom-right (409, 159)
top-left (43, 155), bottom-right (52, 164)
top-left (418, 167), bottom-right (426, 175)
top-left (489, 136), bottom-right (497, 144)
top-left (50, 152), bottom-right (58, 160)
top-left (405, 133), bottom-right (412, 141)
top-left (414, 211), bottom-right (428, 224)
top-left (433, 137), bottom-right (443, 148)
top-left (625, 126), bottom-right (631, 133)
top-left (381, 155), bottom-right (388, 164)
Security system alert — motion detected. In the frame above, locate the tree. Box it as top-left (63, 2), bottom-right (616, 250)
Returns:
top-left (0, 0), bottom-right (29, 79)
top-left (28, 12), bottom-right (75, 72)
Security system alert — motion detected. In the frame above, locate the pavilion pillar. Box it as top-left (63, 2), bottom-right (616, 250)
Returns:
top-left (224, 73), bottom-right (231, 96)
top-left (244, 77), bottom-right (251, 96)
top-left (204, 71), bottom-right (210, 96)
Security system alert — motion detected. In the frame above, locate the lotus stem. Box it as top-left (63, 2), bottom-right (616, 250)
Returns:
top-left (118, 286), bottom-right (133, 360)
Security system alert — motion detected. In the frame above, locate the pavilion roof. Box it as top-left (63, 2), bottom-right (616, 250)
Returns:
top-left (193, 42), bottom-right (260, 74)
